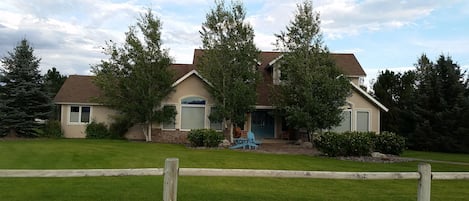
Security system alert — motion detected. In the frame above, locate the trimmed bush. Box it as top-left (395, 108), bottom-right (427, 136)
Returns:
top-left (314, 131), bottom-right (406, 157)
top-left (203, 129), bottom-right (224, 147)
top-left (42, 120), bottom-right (64, 138)
top-left (373, 131), bottom-right (406, 155)
top-left (313, 131), bottom-right (374, 157)
top-left (85, 121), bottom-right (110, 139)
top-left (187, 129), bottom-right (205, 147)
top-left (187, 129), bottom-right (223, 147)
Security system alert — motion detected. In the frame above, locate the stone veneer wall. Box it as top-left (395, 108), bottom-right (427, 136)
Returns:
top-left (151, 129), bottom-right (189, 144)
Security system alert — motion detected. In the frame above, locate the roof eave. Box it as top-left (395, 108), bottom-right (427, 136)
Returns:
top-left (349, 81), bottom-right (389, 112)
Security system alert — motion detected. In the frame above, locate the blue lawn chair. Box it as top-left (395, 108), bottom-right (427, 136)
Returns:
top-left (230, 131), bottom-right (261, 150)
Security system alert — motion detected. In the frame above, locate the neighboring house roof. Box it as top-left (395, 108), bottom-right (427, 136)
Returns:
top-left (54, 75), bottom-right (101, 104)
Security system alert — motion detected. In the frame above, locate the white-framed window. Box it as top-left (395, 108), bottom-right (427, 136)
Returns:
top-left (162, 105), bottom-right (176, 130)
top-left (69, 105), bottom-right (91, 124)
top-left (209, 106), bottom-right (223, 131)
top-left (356, 111), bottom-right (370, 132)
top-left (331, 110), bottom-right (352, 132)
top-left (181, 97), bottom-right (206, 130)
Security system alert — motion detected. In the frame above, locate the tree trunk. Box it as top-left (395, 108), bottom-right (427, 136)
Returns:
top-left (229, 121), bottom-right (234, 143)
top-left (142, 123), bottom-right (152, 142)
top-left (148, 122), bottom-right (152, 142)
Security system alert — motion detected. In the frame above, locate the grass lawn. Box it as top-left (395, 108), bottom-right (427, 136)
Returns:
top-left (1, 139), bottom-right (469, 201)
top-left (402, 150), bottom-right (469, 164)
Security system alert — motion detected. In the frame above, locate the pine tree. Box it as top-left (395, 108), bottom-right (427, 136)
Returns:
top-left (413, 54), bottom-right (469, 152)
top-left (0, 39), bottom-right (52, 137)
top-left (198, 0), bottom-right (260, 141)
top-left (92, 9), bottom-right (176, 142)
top-left (43, 67), bottom-right (67, 98)
top-left (43, 67), bottom-right (67, 120)
top-left (272, 1), bottom-right (350, 137)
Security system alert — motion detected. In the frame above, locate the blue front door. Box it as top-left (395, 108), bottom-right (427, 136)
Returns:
top-left (251, 110), bottom-right (274, 139)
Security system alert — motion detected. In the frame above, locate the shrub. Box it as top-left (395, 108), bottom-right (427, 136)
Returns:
top-left (373, 131), bottom-right (406, 155)
top-left (109, 116), bottom-right (133, 139)
top-left (203, 129), bottom-right (224, 147)
top-left (85, 121), bottom-right (110, 139)
top-left (41, 120), bottom-right (64, 138)
top-left (187, 129), bottom-right (205, 147)
top-left (187, 129), bottom-right (223, 147)
top-left (313, 131), bottom-right (374, 157)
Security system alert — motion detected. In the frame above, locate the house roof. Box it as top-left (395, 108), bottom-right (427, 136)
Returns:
top-left (55, 49), bottom-right (369, 107)
top-left (193, 49), bottom-right (366, 77)
top-left (192, 49), bottom-right (367, 105)
top-left (54, 75), bottom-right (101, 104)
top-left (55, 64), bottom-right (197, 104)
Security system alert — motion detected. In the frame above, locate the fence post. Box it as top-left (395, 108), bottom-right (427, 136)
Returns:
top-left (417, 163), bottom-right (431, 201)
top-left (163, 158), bottom-right (179, 201)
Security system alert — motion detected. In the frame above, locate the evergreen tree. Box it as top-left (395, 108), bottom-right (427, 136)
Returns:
top-left (272, 1), bottom-right (350, 137)
top-left (372, 70), bottom-right (417, 141)
top-left (43, 67), bottom-right (67, 97)
top-left (198, 0), bottom-right (260, 141)
top-left (0, 39), bottom-right (52, 137)
top-left (92, 9), bottom-right (176, 142)
top-left (43, 67), bottom-right (67, 120)
top-left (413, 54), bottom-right (469, 152)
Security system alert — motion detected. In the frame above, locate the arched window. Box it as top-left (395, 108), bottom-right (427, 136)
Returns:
top-left (181, 97), bottom-right (206, 130)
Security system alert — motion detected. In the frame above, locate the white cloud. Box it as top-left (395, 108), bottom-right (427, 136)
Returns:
top-left (316, 0), bottom-right (440, 39)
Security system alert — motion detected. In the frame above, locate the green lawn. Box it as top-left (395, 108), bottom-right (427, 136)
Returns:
top-left (402, 150), bottom-right (469, 164)
top-left (1, 139), bottom-right (468, 201)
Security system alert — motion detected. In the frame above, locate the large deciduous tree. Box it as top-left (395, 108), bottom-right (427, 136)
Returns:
top-left (0, 39), bottom-right (52, 137)
top-left (272, 1), bottom-right (350, 138)
top-left (92, 9), bottom-right (176, 142)
top-left (198, 0), bottom-right (260, 141)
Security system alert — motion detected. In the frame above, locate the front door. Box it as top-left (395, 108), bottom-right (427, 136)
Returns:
top-left (251, 110), bottom-right (274, 139)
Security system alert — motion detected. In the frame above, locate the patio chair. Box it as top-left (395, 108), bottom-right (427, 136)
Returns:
top-left (229, 131), bottom-right (259, 150)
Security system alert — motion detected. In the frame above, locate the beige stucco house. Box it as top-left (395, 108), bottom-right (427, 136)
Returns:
top-left (54, 49), bottom-right (388, 143)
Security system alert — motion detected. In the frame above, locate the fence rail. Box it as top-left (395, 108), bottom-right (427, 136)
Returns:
top-left (1, 158), bottom-right (469, 201)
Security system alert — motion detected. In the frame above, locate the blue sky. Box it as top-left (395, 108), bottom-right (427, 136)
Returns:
top-left (1, 0), bottom-right (468, 86)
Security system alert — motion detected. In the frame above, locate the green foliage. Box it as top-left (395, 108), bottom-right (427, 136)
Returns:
top-left (372, 131), bottom-right (405, 155)
top-left (413, 54), bottom-right (469, 153)
top-left (43, 67), bottom-right (67, 97)
top-left (314, 131), bottom-right (406, 156)
top-left (373, 54), bottom-right (469, 153)
top-left (0, 39), bottom-right (52, 137)
top-left (272, 1), bottom-right (350, 135)
top-left (85, 121), bottom-right (110, 139)
top-left (203, 129), bottom-right (224, 147)
top-left (372, 70), bottom-right (417, 139)
top-left (40, 120), bottom-right (64, 138)
top-left (187, 129), bottom-right (223, 147)
top-left (91, 9), bottom-right (175, 141)
top-left (109, 115), bottom-right (133, 139)
top-left (43, 67), bottom-right (67, 120)
top-left (198, 0), bottom-right (260, 127)
top-left (187, 129), bottom-right (205, 147)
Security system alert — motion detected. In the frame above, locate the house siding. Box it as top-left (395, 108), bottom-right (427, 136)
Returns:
top-left (347, 90), bottom-right (381, 133)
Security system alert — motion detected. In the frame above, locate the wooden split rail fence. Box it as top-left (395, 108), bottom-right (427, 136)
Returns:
top-left (1, 158), bottom-right (469, 201)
